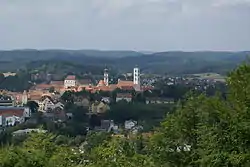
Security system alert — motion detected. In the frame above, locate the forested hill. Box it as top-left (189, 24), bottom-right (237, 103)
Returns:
top-left (0, 50), bottom-right (249, 74)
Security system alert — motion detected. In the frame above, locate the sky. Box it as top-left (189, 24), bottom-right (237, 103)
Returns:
top-left (0, 0), bottom-right (250, 51)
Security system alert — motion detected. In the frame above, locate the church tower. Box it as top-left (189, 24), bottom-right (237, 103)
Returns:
top-left (22, 90), bottom-right (28, 106)
top-left (133, 66), bottom-right (140, 85)
top-left (104, 67), bottom-right (109, 86)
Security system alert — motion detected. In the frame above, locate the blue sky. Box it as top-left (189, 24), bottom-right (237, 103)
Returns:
top-left (0, 0), bottom-right (250, 51)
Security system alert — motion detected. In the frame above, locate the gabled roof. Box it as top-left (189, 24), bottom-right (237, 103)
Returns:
top-left (0, 107), bottom-right (25, 117)
top-left (65, 75), bottom-right (76, 80)
top-left (97, 80), bottom-right (105, 87)
top-left (40, 95), bottom-right (54, 103)
top-left (29, 94), bottom-right (42, 101)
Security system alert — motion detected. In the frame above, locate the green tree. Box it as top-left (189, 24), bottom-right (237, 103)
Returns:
top-left (49, 86), bottom-right (55, 93)
top-left (0, 73), bottom-right (4, 83)
top-left (26, 101), bottom-right (39, 113)
top-left (87, 138), bottom-right (156, 167)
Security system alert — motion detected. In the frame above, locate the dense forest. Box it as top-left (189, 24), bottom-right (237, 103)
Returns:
top-left (1, 63), bottom-right (250, 166)
top-left (0, 50), bottom-right (249, 74)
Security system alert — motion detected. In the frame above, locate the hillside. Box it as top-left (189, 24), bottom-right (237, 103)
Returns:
top-left (0, 50), bottom-right (249, 74)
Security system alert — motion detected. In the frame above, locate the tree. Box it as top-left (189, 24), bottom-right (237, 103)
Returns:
top-left (0, 73), bottom-right (4, 83)
top-left (26, 101), bottom-right (39, 113)
top-left (61, 91), bottom-right (74, 104)
top-left (49, 86), bottom-right (55, 93)
top-left (87, 138), bottom-right (156, 167)
top-left (0, 132), bottom-right (83, 167)
top-left (149, 63), bottom-right (250, 166)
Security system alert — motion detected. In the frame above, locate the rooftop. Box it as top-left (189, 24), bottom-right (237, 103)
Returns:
top-left (117, 80), bottom-right (134, 87)
top-left (0, 107), bottom-right (27, 117)
top-left (65, 75), bottom-right (76, 80)
top-left (50, 81), bottom-right (64, 86)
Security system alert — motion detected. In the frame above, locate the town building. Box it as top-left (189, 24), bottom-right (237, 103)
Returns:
top-left (116, 93), bottom-right (133, 102)
top-left (125, 120), bottom-right (137, 130)
top-left (0, 106), bottom-right (31, 127)
top-left (31, 66), bottom-right (143, 94)
top-left (64, 75), bottom-right (77, 88)
top-left (104, 68), bottom-right (109, 86)
top-left (0, 95), bottom-right (15, 107)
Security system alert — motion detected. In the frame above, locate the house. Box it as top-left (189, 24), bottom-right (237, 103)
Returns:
top-left (37, 96), bottom-right (55, 112)
top-left (33, 95), bottom-right (64, 113)
top-left (116, 93), bottom-right (132, 102)
top-left (95, 120), bottom-right (118, 133)
top-left (125, 120), bottom-right (137, 130)
top-left (64, 75), bottom-right (76, 88)
top-left (90, 101), bottom-right (110, 114)
top-left (0, 107), bottom-right (31, 127)
top-left (101, 97), bottom-right (111, 104)
top-left (146, 97), bottom-right (175, 104)
top-left (125, 120), bottom-right (143, 135)
top-left (131, 125), bottom-right (143, 134)
top-left (53, 102), bottom-right (64, 110)
top-left (0, 95), bottom-right (15, 107)
top-left (3, 72), bottom-right (16, 77)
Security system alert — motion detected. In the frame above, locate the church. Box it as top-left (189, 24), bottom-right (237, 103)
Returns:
top-left (94, 66), bottom-right (141, 92)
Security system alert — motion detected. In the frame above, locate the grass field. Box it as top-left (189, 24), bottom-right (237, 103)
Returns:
top-left (192, 73), bottom-right (226, 82)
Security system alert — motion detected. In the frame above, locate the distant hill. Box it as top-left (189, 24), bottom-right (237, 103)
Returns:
top-left (0, 50), bottom-right (249, 74)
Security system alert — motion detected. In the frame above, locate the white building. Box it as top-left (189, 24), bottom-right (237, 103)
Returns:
top-left (22, 90), bottom-right (28, 105)
top-left (125, 120), bottom-right (137, 130)
top-left (64, 75), bottom-right (76, 88)
top-left (37, 96), bottom-right (64, 112)
top-left (104, 68), bottom-right (109, 86)
top-left (116, 93), bottom-right (132, 103)
top-left (133, 66), bottom-right (141, 91)
top-left (0, 107), bottom-right (31, 127)
top-left (133, 66), bottom-right (140, 85)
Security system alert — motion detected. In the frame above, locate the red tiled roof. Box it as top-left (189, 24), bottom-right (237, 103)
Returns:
top-left (97, 80), bottom-right (105, 86)
top-left (35, 84), bottom-right (52, 90)
top-left (29, 94), bottom-right (42, 101)
top-left (117, 80), bottom-right (134, 87)
top-left (50, 81), bottom-right (64, 86)
top-left (98, 86), bottom-right (116, 92)
top-left (0, 109), bottom-right (24, 117)
top-left (65, 75), bottom-right (76, 80)
top-left (120, 86), bottom-right (135, 91)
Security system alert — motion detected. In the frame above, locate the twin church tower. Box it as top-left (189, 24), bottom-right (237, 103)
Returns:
top-left (103, 66), bottom-right (141, 87)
